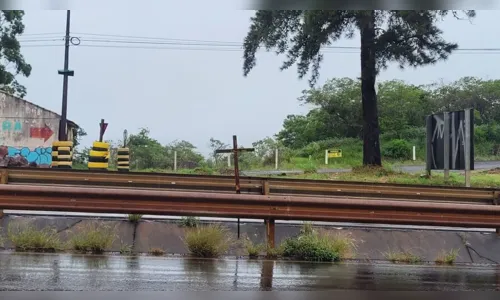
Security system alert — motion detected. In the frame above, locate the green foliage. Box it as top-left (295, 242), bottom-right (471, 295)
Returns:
top-left (128, 214), bottom-right (143, 223)
top-left (183, 224), bottom-right (233, 258)
top-left (280, 223), bottom-right (356, 262)
top-left (243, 10), bottom-right (475, 166)
top-left (180, 216), bottom-right (200, 228)
top-left (69, 222), bottom-right (116, 254)
top-left (7, 222), bottom-right (62, 252)
top-left (435, 248), bottom-right (460, 265)
top-left (127, 128), bottom-right (205, 170)
top-left (0, 11), bottom-right (32, 97)
top-left (385, 250), bottom-right (422, 264)
top-left (382, 139), bottom-right (412, 160)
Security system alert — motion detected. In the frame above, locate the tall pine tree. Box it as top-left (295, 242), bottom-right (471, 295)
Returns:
top-left (242, 10), bottom-right (475, 166)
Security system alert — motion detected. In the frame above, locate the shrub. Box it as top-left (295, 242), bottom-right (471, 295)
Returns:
top-left (128, 214), bottom-right (143, 223)
top-left (184, 224), bottom-right (232, 258)
top-left (244, 240), bottom-right (264, 258)
top-left (180, 216), bottom-right (200, 228)
top-left (7, 222), bottom-right (62, 252)
top-left (281, 224), bottom-right (356, 262)
top-left (435, 248), bottom-right (459, 265)
top-left (382, 139), bottom-right (412, 160)
top-left (69, 222), bottom-right (116, 254)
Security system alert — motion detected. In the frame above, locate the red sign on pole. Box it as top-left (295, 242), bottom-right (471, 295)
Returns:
top-left (101, 122), bottom-right (108, 135)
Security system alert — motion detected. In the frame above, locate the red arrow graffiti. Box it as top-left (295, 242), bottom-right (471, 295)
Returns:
top-left (30, 125), bottom-right (54, 142)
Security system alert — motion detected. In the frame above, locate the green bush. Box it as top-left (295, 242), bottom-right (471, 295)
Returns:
top-left (382, 139), bottom-right (412, 160)
top-left (280, 224), bottom-right (356, 262)
top-left (184, 224), bottom-right (233, 258)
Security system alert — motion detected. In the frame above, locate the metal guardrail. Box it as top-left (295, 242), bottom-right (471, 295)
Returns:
top-left (0, 184), bottom-right (499, 228)
top-left (1, 167), bottom-right (499, 205)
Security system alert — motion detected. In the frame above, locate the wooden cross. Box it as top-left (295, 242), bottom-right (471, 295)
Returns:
top-left (215, 135), bottom-right (254, 239)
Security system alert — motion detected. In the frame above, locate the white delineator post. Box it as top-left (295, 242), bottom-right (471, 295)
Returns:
top-left (227, 154), bottom-right (231, 167)
top-left (325, 150), bottom-right (328, 165)
top-left (275, 148), bottom-right (278, 170)
top-left (412, 146), bottom-right (416, 161)
top-left (174, 151), bottom-right (177, 171)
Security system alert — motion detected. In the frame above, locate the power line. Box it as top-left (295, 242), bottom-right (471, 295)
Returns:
top-left (18, 32), bottom-right (500, 53)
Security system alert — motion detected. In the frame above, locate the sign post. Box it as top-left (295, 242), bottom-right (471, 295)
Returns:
top-left (325, 149), bottom-right (342, 164)
top-left (426, 109), bottom-right (474, 184)
top-left (99, 119), bottom-right (108, 142)
top-left (215, 135), bottom-right (255, 239)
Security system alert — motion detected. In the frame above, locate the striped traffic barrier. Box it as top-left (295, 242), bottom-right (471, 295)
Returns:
top-left (88, 141), bottom-right (110, 170)
top-left (117, 147), bottom-right (130, 172)
top-left (52, 141), bottom-right (74, 169)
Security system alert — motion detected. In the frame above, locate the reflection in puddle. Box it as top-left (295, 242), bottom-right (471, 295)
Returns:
top-left (0, 252), bottom-right (498, 291)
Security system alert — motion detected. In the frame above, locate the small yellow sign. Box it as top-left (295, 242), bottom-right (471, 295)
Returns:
top-left (328, 149), bottom-right (342, 158)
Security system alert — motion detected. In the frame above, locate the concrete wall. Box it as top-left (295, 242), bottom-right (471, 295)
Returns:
top-left (0, 92), bottom-right (74, 167)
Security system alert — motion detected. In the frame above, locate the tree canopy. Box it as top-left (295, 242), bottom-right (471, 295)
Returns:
top-left (276, 76), bottom-right (500, 150)
top-left (0, 11), bottom-right (31, 98)
top-left (242, 10), bottom-right (475, 166)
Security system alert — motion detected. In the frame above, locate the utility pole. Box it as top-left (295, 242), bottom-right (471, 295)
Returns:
top-left (58, 10), bottom-right (74, 141)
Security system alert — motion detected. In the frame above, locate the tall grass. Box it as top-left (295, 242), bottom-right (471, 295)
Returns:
top-left (384, 250), bottom-right (422, 264)
top-left (7, 222), bottom-right (62, 252)
top-left (435, 248), bottom-right (460, 265)
top-left (184, 224), bottom-right (233, 258)
top-left (69, 222), bottom-right (116, 254)
top-left (280, 223), bottom-right (356, 262)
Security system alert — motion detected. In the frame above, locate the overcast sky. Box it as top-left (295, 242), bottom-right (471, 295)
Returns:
top-left (14, 7), bottom-right (500, 155)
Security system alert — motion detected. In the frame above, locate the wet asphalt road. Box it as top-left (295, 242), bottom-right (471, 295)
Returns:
top-left (0, 253), bottom-right (499, 291)
top-left (242, 160), bottom-right (500, 176)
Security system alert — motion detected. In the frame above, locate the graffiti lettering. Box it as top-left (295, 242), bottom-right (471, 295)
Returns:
top-left (7, 146), bottom-right (52, 166)
top-left (1, 120), bottom-right (22, 132)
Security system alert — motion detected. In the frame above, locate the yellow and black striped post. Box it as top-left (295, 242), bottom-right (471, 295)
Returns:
top-left (88, 141), bottom-right (110, 170)
top-left (117, 147), bottom-right (130, 172)
top-left (51, 141), bottom-right (74, 169)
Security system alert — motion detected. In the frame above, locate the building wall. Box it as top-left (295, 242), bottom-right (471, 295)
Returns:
top-left (0, 92), bottom-right (69, 167)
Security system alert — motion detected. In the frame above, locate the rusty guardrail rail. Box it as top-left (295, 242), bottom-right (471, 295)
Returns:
top-left (2, 167), bottom-right (499, 204)
top-left (0, 184), bottom-right (499, 228)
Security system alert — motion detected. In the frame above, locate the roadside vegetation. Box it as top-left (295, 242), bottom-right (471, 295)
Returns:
top-left (68, 222), bottom-right (116, 254)
top-left (7, 222), bottom-right (62, 252)
top-left (73, 77), bottom-right (500, 175)
top-left (149, 247), bottom-right (166, 256)
top-left (435, 249), bottom-right (460, 265)
top-left (384, 250), bottom-right (423, 264)
top-left (179, 216), bottom-right (200, 228)
top-left (128, 214), bottom-right (143, 223)
top-left (280, 223), bottom-right (356, 262)
top-left (183, 223), bottom-right (233, 258)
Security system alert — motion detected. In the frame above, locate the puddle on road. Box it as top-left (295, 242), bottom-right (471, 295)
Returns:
top-left (0, 252), bottom-right (498, 291)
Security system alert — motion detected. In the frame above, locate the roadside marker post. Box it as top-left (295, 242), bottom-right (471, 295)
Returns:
top-left (215, 135), bottom-right (255, 240)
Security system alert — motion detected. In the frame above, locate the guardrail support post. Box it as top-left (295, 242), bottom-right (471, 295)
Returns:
top-left (0, 169), bottom-right (7, 218)
top-left (495, 191), bottom-right (500, 236)
top-left (262, 180), bottom-right (275, 249)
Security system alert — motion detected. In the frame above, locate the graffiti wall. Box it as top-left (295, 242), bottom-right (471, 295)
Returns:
top-left (0, 92), bottom-right (61, 167)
